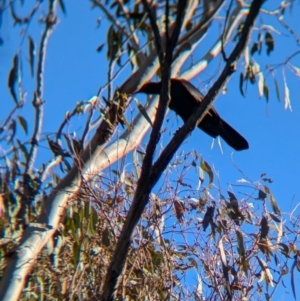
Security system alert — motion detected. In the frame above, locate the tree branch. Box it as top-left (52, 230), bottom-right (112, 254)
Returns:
top-left (100, 1), bottom-right (188, 300)
top-left (100, 1), bottom-right (265, 300)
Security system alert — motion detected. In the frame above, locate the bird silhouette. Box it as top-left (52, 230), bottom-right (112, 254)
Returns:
top-left (136, 78), bottom-right (249, 151)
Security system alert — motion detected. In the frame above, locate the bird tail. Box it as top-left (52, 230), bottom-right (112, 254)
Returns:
top-left (218, 119), bottom-right (249, 151)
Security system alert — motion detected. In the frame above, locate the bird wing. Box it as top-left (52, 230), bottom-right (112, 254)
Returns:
top-left (173, 78), bottom-right (205, 104)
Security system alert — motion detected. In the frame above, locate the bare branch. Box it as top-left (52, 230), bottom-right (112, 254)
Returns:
top-left (101, 1), bottom-right (189, 300)
top-left (141, 0), bottom-right (164, 65)
top-left (18, 0), bottom-right (58, 225)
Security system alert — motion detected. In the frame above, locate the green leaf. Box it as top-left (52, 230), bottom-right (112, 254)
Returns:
top-left (187, 257), bottom-right (198, 269)
top-left (58, 0), bottom-right (66, 15)
top-left (16, 139), bottom-right (28, 161)
top-left (71, 138), bottom-right (82, 155)
top-left (134, 98), bottom-right (153, 126)
top-left (278, 243), bottom-right (289, 257)
top-left (8, 54), bottom-right (19, 104)
top-left (227, 191), bottom-right (237, 202)
top-left (265, 32), bottom-right (274, 55)
top-left (73, 211), bottom-right (82, 231)
top-left (84, 201), bottom-right (91, 219)
top-left (253, 62), bottom-right (263, 98)
top-left (200, 159), bottom-right (213, 186)
top-left (284, 77), bottom-right (292, 111)
top-left (65, 217), bottom-right (76, 239)
top-left (250, 42), bottom-right (258, 56)
top-left (257, 32), bottom-right (263, 54)
top-left (260, 216), bottom-right (269, 239)
top-left (202, 206), bottom-right (214, 231)
top-left (219, 237), bottom-right (230, 295)
top-left (102, 227), bottom-right (110, 247)
top-left (264, 185), bottom-right (270, 194)
top-left (236, 230), bottom-right (245, 257)
top-left (226, 193), bottom-right (244, 224)
top-left (173, 199), bottom-right (184, 222)
top-left (263, 84), bottom-right (269, 102)
top-left (269, 212), bottom-right (281, 223)
top-left (257, 256), bottom-right (274, 286)
top-left (288, 63), bottom-right (300, 76)
top-left (107, 25), bottom-right (121, 61)
top-left (132, 148), bottom-right (141, 179)
top-left (273, 74), bottom-right (281, 101)
top-left (17, 115), bottom-right (28, 135)
top-left (258, 189), bottom-right (267, 200)
top-left (28, 36), bottom-right (35, 77)
top-left (269, 193), bottom-right (281, 216)
top-left (87, 206), bottom-right (98, 237)
top-left (241, 257), bottom-right (249, 275)
top-left (47, 136), bottom-right (66, 157)
top-left (107, 25), bottom-right (114, 59)
top-left (72, 242), bottom-right (80, 266)
top-left (96, 43), bottom-right (104, 52)
top-left (239, 72), bottom-right (245, 97)
top-left (218, 237), bottom-right (227, 267)
top-left (245, 64), bottom-right (256, 84)
top-left (291, 256), bottom-right (297, 300)
top-left (78, 205), bottom-right (85, 224)
top-left (8, 119), bottom-right (16, 142)
top-left (51, 172), bottom-right (61, 185)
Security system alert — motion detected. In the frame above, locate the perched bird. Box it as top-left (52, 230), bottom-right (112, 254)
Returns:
top-left (136, 78), bottom-right (249, 151)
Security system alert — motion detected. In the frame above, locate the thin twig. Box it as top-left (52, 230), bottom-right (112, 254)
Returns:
top-left (25, 0), bottom-right (57, 174)
top-left (277, 14), bottom-right (300, 45)
top-left (141, 0), bottom-right (164, 65)
top-left (221, 0), bottom-right (234, 61)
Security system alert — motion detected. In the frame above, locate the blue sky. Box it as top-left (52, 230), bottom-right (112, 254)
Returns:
top-left (1, 0), bottom-right (300, 299)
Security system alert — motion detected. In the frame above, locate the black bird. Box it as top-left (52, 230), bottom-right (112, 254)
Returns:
top-left (136, 78), bottom-right (249, 151)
